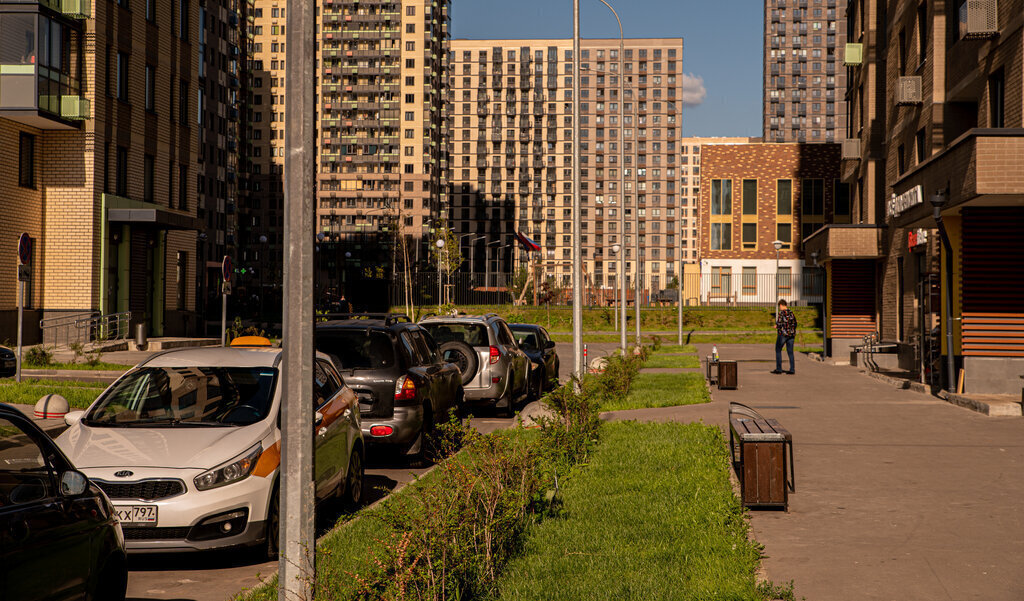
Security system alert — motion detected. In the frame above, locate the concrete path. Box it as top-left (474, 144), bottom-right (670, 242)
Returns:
top-left (621, 343), bottom-right (1024, 601)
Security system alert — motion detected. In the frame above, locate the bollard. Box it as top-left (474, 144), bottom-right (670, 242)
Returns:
top-left (135, 323), bottom-right (148, 351)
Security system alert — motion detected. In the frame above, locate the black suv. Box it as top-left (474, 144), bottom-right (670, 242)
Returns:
top-left (316, 314), bottom-right (462, 461)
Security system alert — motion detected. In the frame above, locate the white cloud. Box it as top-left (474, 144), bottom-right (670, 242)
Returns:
top-left (681, 73), bottom-right (707, 107)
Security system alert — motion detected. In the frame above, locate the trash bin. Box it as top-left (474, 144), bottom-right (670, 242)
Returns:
top-left (135, 323), bottom-right (148, 351)
top-left (718, 360), bottom-right (738, 390)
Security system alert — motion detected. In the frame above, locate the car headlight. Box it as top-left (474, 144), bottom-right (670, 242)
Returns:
top-left (194, 443), bottom-right (263, 491)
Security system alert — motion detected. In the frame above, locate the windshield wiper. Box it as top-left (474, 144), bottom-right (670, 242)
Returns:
top-left (118, 418), bottom-right (228, 427)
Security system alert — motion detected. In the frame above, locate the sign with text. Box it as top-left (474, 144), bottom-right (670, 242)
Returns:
top-left (908, 228), bottom-right (930, 250)
top-left (887, 185), bottom-right (923, 219)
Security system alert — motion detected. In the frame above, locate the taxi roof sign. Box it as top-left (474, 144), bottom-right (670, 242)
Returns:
top-left (229, 336), bottom-right (273, 347)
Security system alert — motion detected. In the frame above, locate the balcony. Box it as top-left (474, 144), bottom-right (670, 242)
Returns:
top-left (0, 9), bottom-right (87, 129)
top-left (803, 224), bottom-right (885, 260)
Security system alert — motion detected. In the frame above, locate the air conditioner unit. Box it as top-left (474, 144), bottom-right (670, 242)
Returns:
top-left (843, 43), bottom-right (863, 65)
top-left (963, 0), bottom-right (998, 38)
top-left (841, 138), bottom-right (861, 160)
top-left (896, 76), bottom-right (923, 104)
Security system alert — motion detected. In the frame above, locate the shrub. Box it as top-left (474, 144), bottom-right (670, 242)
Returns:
top-left (536, 378), bottom-right (602, 469)
top-left (24, 346), bottom-right (53, 367)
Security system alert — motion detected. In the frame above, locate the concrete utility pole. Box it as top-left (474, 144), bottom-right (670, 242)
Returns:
top-left (280, 0), bottom-right (315, 598)
top-left (571, 0), bottom-right (584, 379)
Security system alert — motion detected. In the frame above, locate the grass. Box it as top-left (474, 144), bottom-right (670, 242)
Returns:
top-left (24, 361), bottom-right (132, 371)
top-left (0, 379), bottom-right (108, 409)
top-left (600, 372), bottom-right (710, 412)
top-left (402, 304), bottom-right (822, 333)
top-left (550, 332), bottom-right (823, 345)
top-left (495, 421), bottom-right (767, 601)
top-left (652, 344), bottom-right (698, 353)
top-left (643, 354), bottom-right (700, 369)
top-left (797, 346), bottom-right (824, 354)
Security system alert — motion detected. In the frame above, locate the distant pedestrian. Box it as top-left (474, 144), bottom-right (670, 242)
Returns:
top-left (772, 299), bottom-right (797, 375)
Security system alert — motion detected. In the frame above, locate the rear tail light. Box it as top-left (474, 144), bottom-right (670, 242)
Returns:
top-left (394, 375), bottom-right (417, 401)
top-left (489, 346), bottom-right (501, 365)
top-left (370, 425), bottom-right (394, 437)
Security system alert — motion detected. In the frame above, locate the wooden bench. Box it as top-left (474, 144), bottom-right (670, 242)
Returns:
top-left (728, 402), bottom-right (795, 511)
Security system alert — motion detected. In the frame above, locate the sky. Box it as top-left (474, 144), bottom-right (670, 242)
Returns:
top-left (451, 0), bottom-right (764, 138)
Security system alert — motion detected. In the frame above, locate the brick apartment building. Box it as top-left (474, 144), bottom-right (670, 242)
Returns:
top-left (699, 142), bottom-right (841, 305)
top-left (448, 38), bottom-right (685, 298)
top-left (806, 0), bottom-right (1024, 394)
top-left (763, 0), bottom-right (848, 143)
top-left (0, 0), bottom-right (202, 343)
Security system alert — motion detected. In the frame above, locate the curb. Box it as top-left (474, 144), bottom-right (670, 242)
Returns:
top-left (860, 370), bottom-right (1022, 417)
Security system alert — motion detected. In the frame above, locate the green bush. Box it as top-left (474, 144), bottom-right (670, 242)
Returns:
top-left (24, 346), bottom-right (53, 367)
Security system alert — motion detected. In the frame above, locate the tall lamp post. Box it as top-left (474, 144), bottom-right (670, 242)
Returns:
top-left (773, 239), bottom-right (783, 302)
top-left (611, 243), bottom-right (622, 342)
top-left (435, 238), bottom-right (445, 312)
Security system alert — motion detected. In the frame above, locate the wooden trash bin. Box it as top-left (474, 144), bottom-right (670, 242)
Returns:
top-left (718, 360), bottom-right (738, 390)
top-left (729, 403), bottom-right (794, 511)
top-left (705, 355), bottom-right (719, 384)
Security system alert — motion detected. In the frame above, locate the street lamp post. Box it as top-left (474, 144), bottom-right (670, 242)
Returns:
top-left (773, 239), bottom-right (783, 302)
top-left (436, 238), bottom-right (445, 312)
top-left (469, 235), bottom-right (485, 285)
top-left (571, 0), bottom-right (584, 380)
top-left (611, 243), bottom-right (621, 341)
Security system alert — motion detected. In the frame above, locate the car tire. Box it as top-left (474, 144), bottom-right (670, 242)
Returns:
top-left (264, 486), bottom-right (280, 561)
top-left (91, 554), bottom-right (127, 601)
top-left (344, 447), bottom-right (364, 509)
top-left (440, 341), bottom-right (478, 385)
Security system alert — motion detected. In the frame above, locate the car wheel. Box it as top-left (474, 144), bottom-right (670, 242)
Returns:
top-left (91, 554), bottom-right (127, 601)
top-left (439, 341), bottom-right (479, 385)
top-left (264, 486), bottom-right (280, 561)
top-left (344, 447), bottom-right (364, 509)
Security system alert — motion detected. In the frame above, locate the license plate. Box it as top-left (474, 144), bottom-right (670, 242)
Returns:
top-left (2, 359), bottom-right (13, 368)
top-left (114, 504), bottom-right (158, 526)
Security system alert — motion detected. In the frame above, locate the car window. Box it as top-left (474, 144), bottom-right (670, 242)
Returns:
top-left (0, 417), bottom-right (55, 505)
top-left (314, 360), bottom-right (339, 409)
top-left (422, 323), bottom-right (490, 347)
top-left (85, 367), bottom-right (278, 426)
top-left (539, 327), bottom-right (551, 344)
top-left (411, 330), bottom-right (439, 364)
top-left (317, 330), bottom-right (395, 370)
top-left (399, 331), bottom-right (424, 366)
top-left (498, 321), bottom-right (517, 347)
top-left (512, 329), bottom-right (539, 349)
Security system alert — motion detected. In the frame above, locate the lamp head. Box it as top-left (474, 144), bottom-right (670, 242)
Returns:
top-left (772, 239), bottom-right (783, 251)
top-left (435, 239), bottom-right (445, 248)
top-left (611, 243), bottom-right (621, 253)
top-left (930, 191), bottom-right (947, 208)
top-left (259, 235), bottom-right (268, 244)
top-left (316, 232), bottom-right (325, 243)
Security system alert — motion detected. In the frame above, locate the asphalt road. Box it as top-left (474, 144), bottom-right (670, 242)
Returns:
top-left (122, 340), bottom-right (618, 600)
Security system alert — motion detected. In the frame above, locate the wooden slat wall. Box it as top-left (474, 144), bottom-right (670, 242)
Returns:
top-left (829, 260), bottom-right (876, 338)
top-left (961, 208), bottom-right (1024, 357)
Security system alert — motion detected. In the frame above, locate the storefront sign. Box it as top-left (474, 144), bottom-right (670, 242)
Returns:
top-left (887, 185), bottom-right (923, 218)
top-left (908, 228), bottom-right (929, 250)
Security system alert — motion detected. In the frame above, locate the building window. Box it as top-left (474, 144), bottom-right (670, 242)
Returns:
top-left (989, 68), bottom-right (1005, 128)
top-left (776, 179), bottom-right (792, 215)
top-left (146, 0), bottom-right (155, 22)
top-left (742, 223), bottom-right (757, 250)
top-left (116, 52), bottom-right (128, 101)
top-left (801, 179), bottom-right (824, 241)
top-left (915, 128), bottom-right (927, 163)
top-left (742, 179), bottom-right (757, 215)
top-left (778, 267), bottom-right (792, 296)
top-left (115, 146), bottom-right (128, 197)
top-left (711, 266), bottom-right (732, 296)
top-left (145, 65), bottom-right (155, 111)
top-left (776, 223), bottom-right (791, 248)
top-left (742, 266), bottom-right (756, 295)
top-left (834, 181), bottom-right (851, 224)
top-left (18, 133), bottom-right (34, 189)
top-left (179, 80), bottom-right (188, 126)
top-left (710, 179), bottom-right (732, 214)
top-left (144, 154), bottom-right (154, 202)
top-left (710, 223), bottom-right (732, 250)
top-left (897, 144), bottom-right (906, 174)
top-left (176, 252), bottom-right (187, 311)
top-left (178, 165), bottom-right (187, 210)
top-left (917, 3), bottom-right (927, 63)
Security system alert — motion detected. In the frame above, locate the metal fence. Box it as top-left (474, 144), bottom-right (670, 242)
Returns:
top-left (390, 271), bottom-right (825, 308)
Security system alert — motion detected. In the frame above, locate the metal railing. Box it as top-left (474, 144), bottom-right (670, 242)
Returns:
top-left (40, 312), bottom-right (98, 347)
top-left (39, 311), bottom-right (131, 348)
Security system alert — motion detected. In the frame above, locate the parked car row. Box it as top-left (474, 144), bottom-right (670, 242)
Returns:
top-left (1, 312), bottom-right (558, 599)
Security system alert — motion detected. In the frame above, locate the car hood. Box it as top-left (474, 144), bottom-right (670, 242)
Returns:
top-left (56, 422), bottom-right (272, 470)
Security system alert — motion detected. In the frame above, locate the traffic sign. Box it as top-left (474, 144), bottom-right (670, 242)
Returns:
top-left (17, 233), bottom-right (31, 266)
top-left (222, 255), bottom-right (233, 283)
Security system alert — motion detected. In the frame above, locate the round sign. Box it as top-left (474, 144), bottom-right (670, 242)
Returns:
top-left (222, 255), bottom-right (233, 283)
top-left (17, 233), bottom-right (31, 266)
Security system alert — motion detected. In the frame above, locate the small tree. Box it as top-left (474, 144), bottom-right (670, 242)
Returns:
top-left (666, 275), bottom-right (680, 290)
top-left (428, 220), bottom-right (464, 275)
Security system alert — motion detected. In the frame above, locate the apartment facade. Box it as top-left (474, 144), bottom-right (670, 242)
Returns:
top-left (764, 0), bottom-right (848, 143)
top-left (315, 0), bottom-right (450, 306)
top-left (699, 142), bottom-right (840, 305)
top-left (0, 0), bottom-right (201, 343)
top-left (448, 38), bottom-right (684, 299)
top-left (809, 0), bottom-right (1024, 394)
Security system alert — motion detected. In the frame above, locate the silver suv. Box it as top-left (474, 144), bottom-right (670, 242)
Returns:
top-left (419, 314), bottom-right (531, 416)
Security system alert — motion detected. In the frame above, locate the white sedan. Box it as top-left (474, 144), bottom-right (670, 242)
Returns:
top-left (56, 340), bottom-right (363, 557)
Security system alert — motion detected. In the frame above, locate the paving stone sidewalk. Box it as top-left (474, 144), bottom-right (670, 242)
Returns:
top-left (610, 343), bottom-right (1024, 601)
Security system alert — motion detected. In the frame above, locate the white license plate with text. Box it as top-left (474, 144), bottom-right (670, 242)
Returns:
top-left (114, 504), bottom-right (158, 526)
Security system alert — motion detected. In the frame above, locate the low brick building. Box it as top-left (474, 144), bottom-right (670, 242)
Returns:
top-left (698, 142), bottom-right (841, 305)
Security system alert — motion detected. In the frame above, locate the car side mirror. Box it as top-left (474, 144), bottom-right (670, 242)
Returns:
top-left (314, 411), bottom-right (324, 427)
top-left (64, 411), bottom-right (85, 427)
top-left (60, 470), bottom-right (89, 497)
top-left (544, 340), bottom-right (556, 350)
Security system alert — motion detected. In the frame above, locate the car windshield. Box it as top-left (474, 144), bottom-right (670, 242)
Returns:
top-left (422, 323), bottom-right (489, 347)
top-left (84, 367), bottom-right (278, 427)
top-left (318, 331), bottom-right (395, 370)
top-left (511, 329), bottom-right (539, 349)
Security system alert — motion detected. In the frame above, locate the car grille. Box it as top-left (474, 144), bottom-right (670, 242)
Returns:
top-left (96, 479), bottom-right (186, 501)
top-left (122, 527), bottom-right (191, 541)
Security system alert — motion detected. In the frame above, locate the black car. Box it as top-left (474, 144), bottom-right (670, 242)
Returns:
top-left (316, 314), bottom-right (463, 462)
top-left (509, 324), bottom-right (560, 399)
top-left (0, 403), bottom-right (128, 600)
top-left (0, 346), bottom-right (15, 378)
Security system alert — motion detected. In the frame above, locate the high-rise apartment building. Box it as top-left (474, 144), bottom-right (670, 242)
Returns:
top-left (764, 0), bottom-right (847, 143)
top-left (0, 0), bottom-right (201, 342)
top-left (449, 38), bottom-right (683, 296)
top-left (315, 0), bottom-right (450, 303)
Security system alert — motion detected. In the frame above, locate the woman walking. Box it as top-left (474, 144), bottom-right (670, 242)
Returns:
top-left (772, 299), bottom-right (797, 374)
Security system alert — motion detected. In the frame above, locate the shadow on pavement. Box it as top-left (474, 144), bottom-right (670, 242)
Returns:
top-left (128, 549), bottom-right (268, 573)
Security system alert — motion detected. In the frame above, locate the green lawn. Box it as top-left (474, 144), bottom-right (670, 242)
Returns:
top-left (643, 354), bottom-right (700, 369)
top-left (25, 361), bottom-right (133, 371)
top-left (550, 332), bottom-right (823, 346)
top-left (495, 421), bottom-right (768, 601)
top-left (0, 379), bottom-right (108, 409)
top-left (601, 372), bottom-right (710, 412)
top-left (652, 344), bottom-right (698, 354)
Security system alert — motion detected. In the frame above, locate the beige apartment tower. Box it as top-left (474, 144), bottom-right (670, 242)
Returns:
top-left (448, 38), bottom-right (684, 298)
